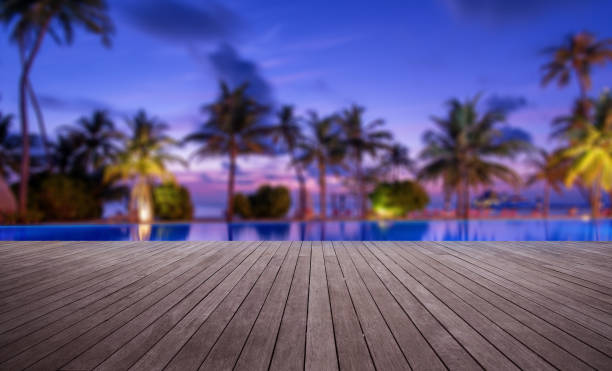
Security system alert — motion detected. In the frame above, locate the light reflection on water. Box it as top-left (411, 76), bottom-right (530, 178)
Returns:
top-left (0, 219), bottom-right (611, 241)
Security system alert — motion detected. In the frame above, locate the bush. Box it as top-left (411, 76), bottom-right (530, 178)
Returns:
top-left (233, 193), bottom-right (253, 219)
top-left (232, 185), bottom-right (291, 219)
top-left (153, 182), bottom-right (194, 220)
top-left (28, 174), bottom-right (102, 221)
top-left (369, 180), bottom-right (429, 218)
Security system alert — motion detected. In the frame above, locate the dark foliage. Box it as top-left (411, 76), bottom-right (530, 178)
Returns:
top-left (233, 185), bottom-right (291, 219)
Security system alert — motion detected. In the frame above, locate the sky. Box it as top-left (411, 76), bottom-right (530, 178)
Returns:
top-left (1, 0), bottom-right (612, 216)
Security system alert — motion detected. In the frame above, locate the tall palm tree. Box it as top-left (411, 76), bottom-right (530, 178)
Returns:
top-left (104, 111), bottom-right (183, 223)
top-left (271, 105), bottom-right (308, 219)
top-left (380, 143), bottom-right (414, 181)
top-left (1, 0), bottom-right (114, 214)
top-left (541, 32), bottom-right (612, 99)
top-left (525, 149), bottom-right (564, 217)
top-left (62, 110), bottom-right (122, 173)
top-left (419, 96), bottom-right (527, 218)
top-left (0, 112), bottom-right (19, 213)
top-left (296, 111), bottom-right (344, 220)
top-left (560, 91), bottom-right (612, 219)
top-left (185, 82), bottom-right (270, 222)
top-left (338, 105), bottom-right (392, 218)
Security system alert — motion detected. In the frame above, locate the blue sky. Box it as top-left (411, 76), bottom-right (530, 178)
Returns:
top-left (1, 0), bottom-right (611, 215)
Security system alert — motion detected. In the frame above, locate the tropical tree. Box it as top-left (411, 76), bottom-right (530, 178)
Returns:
top-left (338, 105), bottom-right (392, 218)
top-left (0, 112), bottom-right (19, 213)
top-left (185, 82), bottom-right (270, 222)
top-left (271, 105), bottom-right (308, 219)
top-left (1, 0), bottom-right (114, 215)
top-left (560, 91), bottom-right (612, 219)
top-left (419, 96), bottom-right (528, 218)
top-left (62, 110), bottom-right (122, 173)
top-left (104, 111), bottom-right (184, 223)
top-left (525, 149), bottom-right (564, 217)
top-left (296, 111), bottom-right (344, 220)
top-left (541, 31), bottom-right (612, 99)
top-left (380, 143), bottom-right (414, 181)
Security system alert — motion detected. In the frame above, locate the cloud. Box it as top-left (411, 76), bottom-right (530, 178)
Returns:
top-left (38, 95), bottom-right (124, 115)
top-left (486, 94), bottom-right (528, 114)
top-left (208, 44), bottom-right (273, 104)
top-left (440, 0), bottom-right (581, 23)
top-left (118, 0), bottom-right (245, 43)
top-left (495, 127), bottom-right (533, 145)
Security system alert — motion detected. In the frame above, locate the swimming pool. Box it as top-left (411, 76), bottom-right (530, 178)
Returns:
top-left (1, 219), bottom-right (611, 241)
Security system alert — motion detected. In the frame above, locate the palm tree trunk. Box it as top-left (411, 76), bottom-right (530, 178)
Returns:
top-left (27, 83), bottom-right (52, 168)
top-left (455, 185), bottom-right (463, 218)
top-left (227, 142), bottom-right (237, 222)
top-left (296, 166), bottom-right (307, 219)
top-left (18, 18), bottom-right (52, 215)
top-left (543, 183), bottom-right (550, 218)
top-left (19, 39), bottom-right (51, 170)
top-left (133, 177), bottom-right (153, 223)
top-left (463, 182), bottom-right (470, 219)
top-left (357, 159), bottom-right (367, 218)
top-left (318, 158), bottom-right (326, 220)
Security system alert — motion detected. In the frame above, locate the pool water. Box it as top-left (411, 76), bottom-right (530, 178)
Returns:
top-left (1, 219), bottom-right (611, 241)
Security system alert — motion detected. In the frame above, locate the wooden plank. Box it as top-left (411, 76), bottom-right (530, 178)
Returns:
top-left (305, 241), bottom-right (338, 371)
top-left (322, 241), bottom-right (375, 371)
top-left (269, 242), bottom-right (311, 371)
top-left (233, 241), bottom-right (302, 371)
top-left (407, 241), bottom-right (612, 369)
top-left (394, 242), bottom-right (591, 370)
top-left (199, 241), bottom-right (298, 370)
top-left (366, 242), bottom-right (517, 370)
top-left (30, 243), bottom-right (247, 370)
top-left (93, 242), bottom-right (267, 371)
top-left (0, 243), bottom-right (223, 369)
top-left (333, 241), bottom-right (410, 370)
top-left (346, 242), bottom-right (445, 370)
top-left (360, 242), bottom-right (482, 370)
top-left (127, 241), bottom-right (279, 371)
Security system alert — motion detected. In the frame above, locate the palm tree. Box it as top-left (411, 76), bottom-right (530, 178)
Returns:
top-left (380, 143), bottom-right (414, 181)
top-left (104, 111), bottom-right (183, 223)
top-left (296, 111), bottom-right (344, 220)
top-left (1, 0), bottom-right (114, 215)
top-left (541, 32), bottom-right (612, 99)
top-left (560, 91), bottom-right (612, 219)
top-left (419, 96), bottom-right (528, 218)
top-left (525, 149), bottom-right (564, 217)
top-left (185, 82), bottom-right (270, 222)
top-left (338, 105), bottom-right (392, 218)
top-left (271, 105), bottom-right (308, 219)
top-left (62, 110), bottom-right (122, 173)
top-left (0, 112), bottom-right (19, 214)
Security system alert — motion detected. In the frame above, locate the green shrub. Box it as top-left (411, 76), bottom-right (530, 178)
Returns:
top-left (369, 180), bottom-right (429, 218)
top-left (28, 174), bottom-right (102, 221)
top-left (153, 182), bottom-right (194, 220)
top-left (232, 185), bottom-right (291, 219)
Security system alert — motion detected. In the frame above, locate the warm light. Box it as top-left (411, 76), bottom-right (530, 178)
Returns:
top-left (137, 223), bottom-right (152, 241)
top-left (138, 202), bottom-right (152, 223)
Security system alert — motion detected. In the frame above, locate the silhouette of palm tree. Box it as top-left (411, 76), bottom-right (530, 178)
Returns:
top-left (337, 105), bottom-right (392, 218)
top-left (1, 0), bottom-right (113, 214)
top-left (541, 31), bottom-right (612, 99)
top-left (419, 96), bottom-right (528, 218)
top-left (296, 111), bottom-right (344, 220)
top-left (271, 105), bottom-right (308, 219)
top-left (105, 111), bottom-right (183, 223)
top-left (185, 82), bottom-right (270, 222)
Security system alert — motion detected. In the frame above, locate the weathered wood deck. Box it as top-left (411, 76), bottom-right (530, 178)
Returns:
top-left (0, 241), bottom-right (610, 370)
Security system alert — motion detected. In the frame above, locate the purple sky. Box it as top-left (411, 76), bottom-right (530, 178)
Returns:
top-left (1, 0), bottom-right (611, 216)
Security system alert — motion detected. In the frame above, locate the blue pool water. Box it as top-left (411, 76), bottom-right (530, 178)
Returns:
top-left (1, 219), bottom-right (611, 241)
